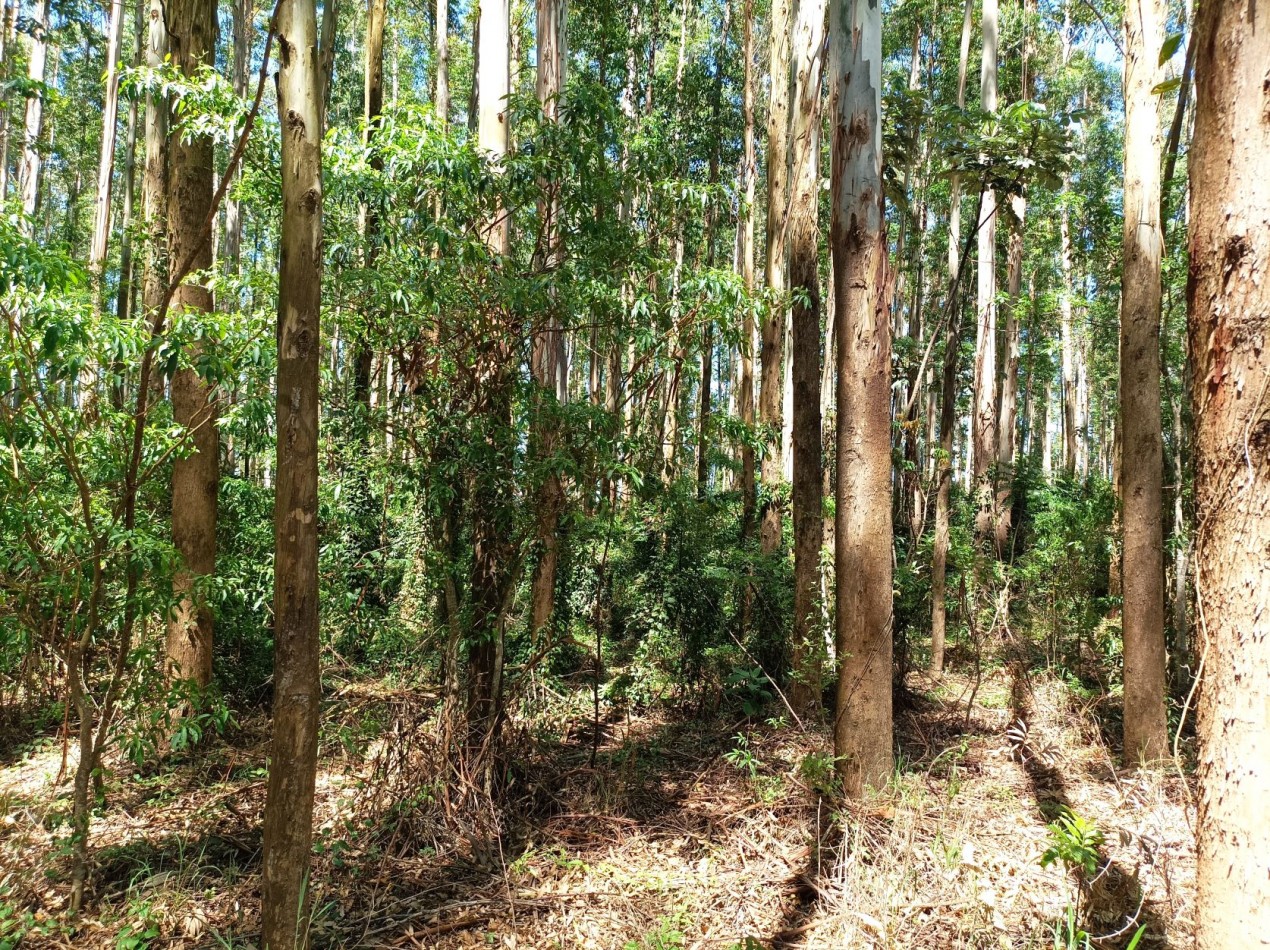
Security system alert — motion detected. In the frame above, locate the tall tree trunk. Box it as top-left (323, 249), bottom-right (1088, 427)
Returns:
top-left (224, 0), bottom-right (253, 270)
top-left (830, 0), bottom-right (889, 797)
top-left (318, 0), bottom-right (337, 122)
top-left (353, 0), bottom-right (388, 419)
top-left (18, 0), bottom-right (49, 224)
top-left (929, 0), bottom-right (973, 675)
top-left (527, 0), bottom-right (566, 645)
top-left (467, 0), bottom-right (511, 743)
top-left (787, 0), bottom-right (826, 714)
top-left (260, 0), bottom-right (323, 939)
top-left (758, 0), bottom-right (791, 559)
top-left (696, 2), bottom-right (731, 498)
top-left (1119, 0), bottom-right (1168, 763)
top-left (1058, 10), bottom-right (1077, 478)
top-left (165, 0), bottom-right (220, 696)
top-left (738, 0), bottom-right (756, 539)
top-left (435, 0), bottom-right (449, 121)
top-left (993, 0), bottom-right (1031, 551)
top-left (115, 0), bottom-right (143, 329)
top-left (1189, 1), bottom-right (1270, 940)
top-left (142, 0), bottom-right (169, 401)
top-left (971, 0), bottom-right (998, 538)
top-left (1170, 393), bottom-right (1189, 692)
top-left (0, 0), bottom-right (13, 202)
top-left (90, 0), bottom-right (127, 273)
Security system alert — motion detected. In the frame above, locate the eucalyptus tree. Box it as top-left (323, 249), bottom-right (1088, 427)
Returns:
top-left (89, 0), bottom-right (126, 273)
top-left (165, 0), bottom-right (220, 698)
top-left (18, 0), bottom-right (49, 221)
top-left (930, 0), bottom-right (973, 675)
top-left (829, 0), bottom-right (888, 798)
top-left (971, 0), bottom-right (998, 539)
top-left (528, 0), bottom-right (567, 645)
top-left (1118, 0), bottom-right (1168, 763)
top-left (466, 0), bottom-right (511, 747)
top-left (1188, 0), bottom-right (1270, 940)
top-left (786, 0), bottom-right (826, 714)
top-left (758, 0), bottom-right (790, 560)
top-left (260, 0), bottom-right (325, 941)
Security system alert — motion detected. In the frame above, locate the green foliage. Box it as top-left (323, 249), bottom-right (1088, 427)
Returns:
top-left (722, 733), bottom-right (759, 780)
top-left (623, 912), bottom-right (690, 950)
top-left (1040, 807), bottom-right (1105, 880)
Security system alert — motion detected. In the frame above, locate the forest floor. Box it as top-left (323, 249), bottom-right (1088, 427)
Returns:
top-left (1, 665), bottom-right (1197, 949)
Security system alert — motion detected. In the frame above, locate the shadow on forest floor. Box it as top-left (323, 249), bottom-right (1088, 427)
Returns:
top-left (1007, 657), bottom-right (1174, 949)
top-left (0, 667), bottom-right (1198, 949)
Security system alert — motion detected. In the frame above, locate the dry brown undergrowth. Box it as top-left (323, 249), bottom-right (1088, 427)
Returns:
top-left (0, 669), bottom-right (1195, 949)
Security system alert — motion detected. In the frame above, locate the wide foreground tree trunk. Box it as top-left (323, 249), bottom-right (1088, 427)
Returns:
top-left (260, 0), bottom-right (324, 942)
top-left (165, 0), bottom-right (220, 696)
top-left (1118, 0), bottom-right (1168, 764)
top-left (830, 0), bottom-right (890, 798)
top-left (1188, 0), bottom-right (1270, 942)
top-left (786, 0), bottom-right (826, 714)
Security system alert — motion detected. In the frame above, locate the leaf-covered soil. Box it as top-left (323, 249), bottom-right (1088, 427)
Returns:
top-left (0, 669), bottom-right (1196, 948)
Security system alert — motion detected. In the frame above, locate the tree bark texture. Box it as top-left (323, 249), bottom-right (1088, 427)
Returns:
top-left (738, 0), bottom-right (756, 539)
top-left (18, 0), bottom-right (49, 223)
top-left (787, 0), bottom-right (826, 714)
top-left (260, 0), bottom-right (324, 941)
top-left (90, 0), bottom-right (127, 272)
top-left (930, 0), bottom-right (973, 674)
top-left (971, 0), bottom-right (998, 539)
top-left (1119, 0), bottom-right (1169, 764)
top-left (165, 0), bottom-right (219, 694)
top-left (830, 0), bottom-right (890, 798)
top-left (1188, 1), bottom-right (1270, 942)
top-left (758, 0), bottom-right (791, 559)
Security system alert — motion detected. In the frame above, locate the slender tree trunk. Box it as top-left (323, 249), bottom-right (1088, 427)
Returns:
top-left (697, 4), bottom-right (732, 500)
top-left (224, 0), bottom-right (253, 270)
top-left (18, 0), bottom-right (49, 224)
top-left (353, 0), bottom-right (387, 419)
top-left (142, 0), bottom-right (169, 401)
top-left (830, 0), bottom-right (889, 797)
top-left (435, 0), bottom-right (449, 120)
top-left (993, 0), bottom-right (1031, 551)
top-left (115, 0), bottom-right (144, 327)
top-left (165, 0), bottom-right (220, 696)
top-left (1189, 1), bottom-right (1270, 940)
top-left (758, 0), bottom-right (791, 559)
top-left (90, 0), bottom-right (127, 273)
top-left (0, 0), bottom-right (12, 202)
top-left (318, 0), bottom-right (337, 123)
top-left (1119, 0), bottom-right (1168, 763)
top-left (787, 0), bottom-right (826, 713)
top-left (1058, 11), bottom-right (1077, 478)
top-left (738, 0), bottom-right (756, 539)
top-left (930, 0), bottom-right (973, 674)
top-left (527, 0), bottom-right (566, 644)
top-left (1170, 393), bottom-right (1189, 691)
top-left (971, 0), bottom-right (998, 539)
top-left (260, 0), bottom-right (323, 939)
top-left (466, 0), bottom-right (511, 744)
